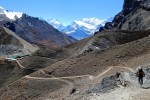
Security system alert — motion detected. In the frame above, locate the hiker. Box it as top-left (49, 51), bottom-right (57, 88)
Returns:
top-left (136, 67), bottom-right (145, 86)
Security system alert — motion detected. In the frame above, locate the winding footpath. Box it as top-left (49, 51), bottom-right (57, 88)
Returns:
top-left (10, 61), bottom-right (149, 100)
top-left (19, 62), bottom-right (147, 100)
top-left (25, 66), bottom-right (135, 80)
top-left (16, 60), bottom-right (26, 69)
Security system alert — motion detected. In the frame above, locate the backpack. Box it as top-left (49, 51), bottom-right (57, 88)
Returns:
top-left (136, 69), bottom-right (145, 77)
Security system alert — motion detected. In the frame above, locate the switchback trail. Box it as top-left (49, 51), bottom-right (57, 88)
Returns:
top-left (25, 74), bottom-right (92, 80)
top-left (24, 66), bottom-right (135, 81)
top-left (94, 66), bottom-right (134, 80)
top-left (16, 60), bottom-right (26, 69)
top-left (15, 66), bottom-right (136, 99)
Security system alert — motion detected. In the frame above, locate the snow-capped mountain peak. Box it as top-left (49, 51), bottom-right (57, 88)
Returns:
top-left (73, 20), bottom-right (95, 29)
top-left (0, 6), bottom-right (23, 20)
top-left (48, 17), bottom-right (113, 40)
top-left (48, 19), bottom-right (65, 30)
top-left (49, 19), bottom-right (61, 25)
top-left (82, 17), bottom-right (107, 26)
top-left (0, 6), bottom-right (5, 10)
top-left (70, 17), bottom-right (112, 32)
top-left (68, 17), bottom-right (111, 35)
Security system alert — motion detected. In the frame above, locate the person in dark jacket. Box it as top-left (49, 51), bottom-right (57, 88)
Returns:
top-left (136, 67), bottom-right (145, 86)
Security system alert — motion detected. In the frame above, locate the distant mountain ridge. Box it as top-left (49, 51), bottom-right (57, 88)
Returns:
top-left (48, 17), bottom-right (113, 40)
top-left (0, 6), bottom-right (76, 48)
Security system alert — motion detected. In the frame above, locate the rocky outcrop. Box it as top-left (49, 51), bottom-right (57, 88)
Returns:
top-left (99, 0), bottom-right (150, 31)
top-left (123, 0), bottom-right (143, 15)
top-left (112, 0), bottom-right (143, 30)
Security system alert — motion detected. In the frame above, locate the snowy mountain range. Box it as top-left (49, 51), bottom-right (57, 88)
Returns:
top-left (48, 17), bottom-right (113, 40)
top-left (0, 6), bottom-right (113, 40)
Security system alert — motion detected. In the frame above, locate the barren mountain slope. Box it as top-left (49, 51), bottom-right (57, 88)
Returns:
top-left (0, 27), bottom-right (37, 57)
top-left (1, 29), bottom-right (150, 99)
top-left (0, 27), bottom-right (38, 90)
top-left (32, 31), bottom-right (150, 78)
top-left (2, 0), bottom-right (150, 99)
top-left (101, 0), bottom-right (150, 31)
top-left (19, 30), bottom-right (150, 69)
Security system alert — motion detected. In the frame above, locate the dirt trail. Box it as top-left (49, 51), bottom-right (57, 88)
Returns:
top-left (114, 66), bottom-right (134, 72)
top-left (86, 67), bottom-right (150, 100)
top-left (24, 66), bottom-right (133, 79)
top-left (93, 66), bottom-right (134, 80)
top-left (22, 65), bottom-right (138, 100)
top-left (2, 63), bottom-right (148, 100)
top-left (25, 74), bottom-right (75, 99)
top-left (16, 60), bottom-right (26, 69)
top-left (25, 66), bottom-right (134, 80)
top-left (24, 75), bottom-right (74, 87)
top-left (25, 74), bottom-right (91, 80)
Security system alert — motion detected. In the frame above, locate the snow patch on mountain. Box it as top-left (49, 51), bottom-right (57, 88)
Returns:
top-left (0, 6), bottom-right (23, 20)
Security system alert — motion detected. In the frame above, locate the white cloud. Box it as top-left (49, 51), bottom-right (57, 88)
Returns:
top-left (4, 11), bottom-right (23, 20)
top-left (0, 6), bottom-right (23, 20)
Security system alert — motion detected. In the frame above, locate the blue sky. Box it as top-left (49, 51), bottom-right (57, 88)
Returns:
top-left (0, 0), bottom-right (123, 26)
